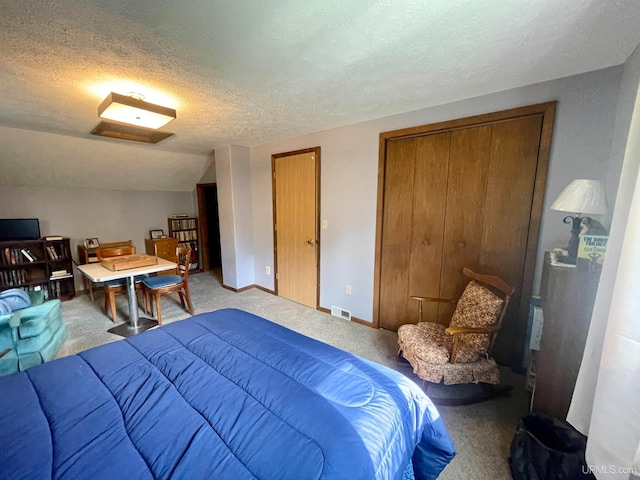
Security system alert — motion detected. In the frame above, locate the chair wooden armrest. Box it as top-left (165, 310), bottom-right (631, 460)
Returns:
top-left (445, 325), bottom-right (500, 363)
top-left (445, 325), bottom-right (500, 335)
top-left (410, 296), bottom-right (457, 304)
top-left (410, 296), bottom-right (457, 324)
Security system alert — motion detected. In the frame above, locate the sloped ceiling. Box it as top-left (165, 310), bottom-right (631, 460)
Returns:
top-left (1, 1), bottom-right (640, 190)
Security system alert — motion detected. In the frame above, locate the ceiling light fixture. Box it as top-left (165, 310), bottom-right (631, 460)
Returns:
top-left (90, 121), bottom-right (174, 144)
top-left (97, 92), bottom-right (176, 129)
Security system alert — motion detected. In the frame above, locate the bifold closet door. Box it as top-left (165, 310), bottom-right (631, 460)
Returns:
top-left (378, 116), bottom-right (543, 360)
top-left (378, 133), bottom-right (450, 331)
top-left (440, 117), bottom-right (542, 362)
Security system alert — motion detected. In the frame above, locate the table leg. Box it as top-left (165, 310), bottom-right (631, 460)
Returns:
top-left (108, 276), bottom-right (158, 338)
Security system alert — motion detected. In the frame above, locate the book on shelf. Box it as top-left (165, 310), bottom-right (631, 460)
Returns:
top-left (21, 248), bottom-right (35, 262)
top-left (45, 236), bottom-right (63, 241)
top-left (49, 274), bottom-right (72, 280)
top-left (577, 235), bottom-right (608, 273)
top-left (51, 269), bottom-right (69, 277)
top-left (46, 246), bottom-right (59, 260)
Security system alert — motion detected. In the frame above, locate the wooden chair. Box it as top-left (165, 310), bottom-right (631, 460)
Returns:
top-left (95, 246), bottom-right (145, 323)
top-left (397, 268), bottom-right (515, 399)
top-left (81, 240), bottom-right (134, 303)
top-left (141, 246), bottom-right (194, 325)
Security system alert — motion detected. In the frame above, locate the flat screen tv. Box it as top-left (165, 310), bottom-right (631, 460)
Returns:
top-left (0, 218), bottom-right (41, 241)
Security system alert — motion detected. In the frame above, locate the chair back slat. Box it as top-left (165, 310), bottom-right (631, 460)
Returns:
top-left (96, 246), bottom-right (136, 260)
top-left (177, 247), bottom-right (192, 281)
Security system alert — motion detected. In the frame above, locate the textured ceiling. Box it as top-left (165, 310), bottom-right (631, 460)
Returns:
top-left (1, 0), bottom-right (640, 157)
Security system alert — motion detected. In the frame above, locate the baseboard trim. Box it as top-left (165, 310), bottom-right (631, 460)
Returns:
top-left (317, 306), bottom-right (373, 327)
top-left (253, 285), bottom-right (276, 295)
top-left (222, 284), bottom-right (275, 295)
top-left (221, 284), bottom-right (253, 293)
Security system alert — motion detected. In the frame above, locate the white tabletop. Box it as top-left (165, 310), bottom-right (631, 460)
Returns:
top-left (77, 257), bottom-right (177, 282)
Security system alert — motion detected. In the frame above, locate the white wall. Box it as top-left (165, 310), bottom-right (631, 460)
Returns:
top-left (230, 145), bottom-right (255, 288)
top-left (0, 126), bottom-right (212, 192)
top-left (214, 145), bottom-right (255, 289)
top-left (249, 66), bottom-right (623, 322)
top-left (569, 41), bottom-right (640, 435)
top-left (198, 152), bottom-right (217, 184)
top-left (0, 185), bottom-right (195, 290)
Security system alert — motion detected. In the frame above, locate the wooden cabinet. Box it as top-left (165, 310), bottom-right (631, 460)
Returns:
top-left (375, 103), bottom-right (556, 368)
top-left (531, 253), bottom-right (601, 420)
top-left (145, 237), bottom-right (178, 275)
top-left (0, 238), bottom-right (75, 301)
top-left (168, 217), bottom-right (201, 272)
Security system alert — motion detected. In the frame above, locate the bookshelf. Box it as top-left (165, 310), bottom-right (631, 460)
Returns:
top-left (0, 238), bottom-right (75, 301)
top-left (168, 216), bottom-right (201, 272)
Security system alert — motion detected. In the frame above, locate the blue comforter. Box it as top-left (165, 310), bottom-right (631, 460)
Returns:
top-left (0, 308), bottom-right (454, 479)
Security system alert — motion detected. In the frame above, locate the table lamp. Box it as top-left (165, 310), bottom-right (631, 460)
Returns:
top-left (550, 179), bottom-right (608, 262)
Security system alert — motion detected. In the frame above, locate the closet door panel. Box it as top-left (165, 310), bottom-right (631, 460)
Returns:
top-left (408, 133), bottom-right (450, 324)
top-left (439, 125), bottom-right (492, 324)
top-left (379, 138), bottom-right (416, 330)
top-left (483, 115), bottom-right (543, 363)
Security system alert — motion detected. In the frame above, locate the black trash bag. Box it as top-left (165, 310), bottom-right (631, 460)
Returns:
top-left (509, 413), bottom-right (596, 480)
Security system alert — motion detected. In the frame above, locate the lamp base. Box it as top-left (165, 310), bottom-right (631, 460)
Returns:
top-left (555, 255), bottom-right (577, 265)
top-left (563, 215), bottom-right (583, 260)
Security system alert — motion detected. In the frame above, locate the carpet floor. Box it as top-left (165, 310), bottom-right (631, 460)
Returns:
top-left (58, 270), bottom-right (526, 479)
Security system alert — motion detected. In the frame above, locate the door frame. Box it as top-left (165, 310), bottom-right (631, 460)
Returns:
top-left (372, 102), bottom-right (557, 337)
top-left (196, 182), bottom-right (215, 272)
top-left (272, 147), bottom-right (321, 307)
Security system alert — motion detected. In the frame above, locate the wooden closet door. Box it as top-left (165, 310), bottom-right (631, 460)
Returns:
top-left (438, 116), bottom-right (543, 363)
top-left (482, 116), bottom-right (543, 363)
top-left (408, 134), bottom-right (450, 325)
top-left (379, 134), bottom-right (449, 331)
top-left (439, 125), bottom-right (493, 323)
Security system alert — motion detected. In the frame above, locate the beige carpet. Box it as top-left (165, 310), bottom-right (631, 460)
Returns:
top-left (59, 270), bottom-right (527, 479)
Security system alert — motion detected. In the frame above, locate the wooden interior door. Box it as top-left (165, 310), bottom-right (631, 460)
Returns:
top-left (273, 149), bottom-right (319, 308)
top-left (375, 103), bottom-right (556, 368)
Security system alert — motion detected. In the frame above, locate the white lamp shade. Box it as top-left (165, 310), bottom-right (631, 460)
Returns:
top-left (550, 179), bottom-right (608, 215)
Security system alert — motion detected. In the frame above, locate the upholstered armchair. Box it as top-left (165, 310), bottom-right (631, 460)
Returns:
top-left (397, 268), bottom-right (514, 387)
top-left (0, 291), bottom-right (66, 376)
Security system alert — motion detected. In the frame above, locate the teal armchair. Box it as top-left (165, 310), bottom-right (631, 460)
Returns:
top-left (0, 299), bottom-right (67, 376)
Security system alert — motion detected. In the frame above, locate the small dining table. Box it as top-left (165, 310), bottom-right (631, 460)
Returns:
top-left (77, 257), bottom-right (177, 337)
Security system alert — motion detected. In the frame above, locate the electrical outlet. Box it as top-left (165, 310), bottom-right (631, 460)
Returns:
top-left (322, 219), bottom-right (328, 229)
top-left (345, 284), bottom-right (351, 295)
top-left (265, 266), bottom-right (271, 275)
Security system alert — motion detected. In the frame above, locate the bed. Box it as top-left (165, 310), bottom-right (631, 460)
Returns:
top-left (0, 308), bottom-right (455, 480)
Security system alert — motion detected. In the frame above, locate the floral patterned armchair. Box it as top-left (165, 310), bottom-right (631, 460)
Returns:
top-left (397, 268), bottom-right (514, 387)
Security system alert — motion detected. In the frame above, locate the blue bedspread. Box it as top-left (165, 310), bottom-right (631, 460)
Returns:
top-left (0, 308), bottom-right (454, 479)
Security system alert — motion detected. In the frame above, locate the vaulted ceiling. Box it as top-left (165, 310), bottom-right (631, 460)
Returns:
top-left (1, 1), bottom-right (640, 189)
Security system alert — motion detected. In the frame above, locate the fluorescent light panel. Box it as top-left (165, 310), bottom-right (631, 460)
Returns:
top-left (98, 92), bottom-right (176, 129)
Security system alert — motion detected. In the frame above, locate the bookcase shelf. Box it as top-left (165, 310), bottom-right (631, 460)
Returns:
top-left (0, 238), bottom-right (75, 301)
top-left (168, 217), bottom-right (201, 273)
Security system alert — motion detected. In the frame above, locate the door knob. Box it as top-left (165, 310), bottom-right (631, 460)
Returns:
top-left (306, 239), bottom-right (314, 246)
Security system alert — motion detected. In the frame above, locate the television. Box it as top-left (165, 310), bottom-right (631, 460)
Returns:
top-left (0, 218), bottom-right (41, 241)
